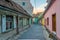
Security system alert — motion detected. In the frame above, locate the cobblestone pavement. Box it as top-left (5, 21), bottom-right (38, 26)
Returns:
top-left (16, 24), bottom-right (46, 40)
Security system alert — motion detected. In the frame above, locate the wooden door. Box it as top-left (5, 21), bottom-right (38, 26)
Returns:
top-left (52, 14), bottom-right (56, 32)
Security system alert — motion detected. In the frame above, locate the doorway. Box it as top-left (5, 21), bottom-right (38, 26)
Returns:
top-left (52, 14), bottom-right (56, 32)
top-left (6, 15), bottom-right (13, 30)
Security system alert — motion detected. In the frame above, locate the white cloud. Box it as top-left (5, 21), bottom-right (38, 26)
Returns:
top-left (37, 3), bottom-right (48, 10)
top-left (33, 3), bottom-right (48, 14)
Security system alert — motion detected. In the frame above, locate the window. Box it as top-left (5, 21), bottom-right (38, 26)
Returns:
top-left (47, 17), bottom-right (49, 25)
top-left (19, 18), bottom-right (22, 20)
top-left (6, 15), bottom-right (13, 30)
top-left (44, 19), bottom-right (46, 26)
top-left (22, 2), bottom-right (25, 6)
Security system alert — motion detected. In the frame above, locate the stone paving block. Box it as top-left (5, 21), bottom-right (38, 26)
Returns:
top-left (17, 24), bottom-right (46, 40)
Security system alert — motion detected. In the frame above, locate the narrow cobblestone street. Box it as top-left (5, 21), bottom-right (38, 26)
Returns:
top-left (16, 24), bottom-right (46, 40)
top-left (0, 0), bottom-right (60, 40)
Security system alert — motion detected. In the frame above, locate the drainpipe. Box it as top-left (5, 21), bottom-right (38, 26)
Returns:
top-left (29, 18), bottom-right (30, 27)
top-left (16, 16), bottom-right (19, 34)
top-left (31, 18), bottom-right (33, 24)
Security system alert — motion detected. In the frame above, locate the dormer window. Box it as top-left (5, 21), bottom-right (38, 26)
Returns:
top-left (22, 2), bottom-right (25, 6)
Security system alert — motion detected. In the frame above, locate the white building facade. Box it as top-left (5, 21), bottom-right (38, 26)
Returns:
top-left (0, 0), bottom-right (32, 34)
top-left (12, 0), bottom-right (33, 16)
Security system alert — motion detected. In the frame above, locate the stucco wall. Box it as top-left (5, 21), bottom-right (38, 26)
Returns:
top-left (29, 18), bottom-right (32, 25)
top-left (41, 18), bottom-right (44, 26)
top-left (44, 0), bottom-right (60, 39)
top-left (2, 15), bottom-right (6, 32)
top-left (23, 18), bottom-right (27, 26)
top-left (18, 17), bottom-right (23, 28)
top-left (44, 0), bottom-right (56, 32)
top-left (14, 16), bottom-right (16, 28)
top-left (56, 0), bottom-right (60, 39)
top-left (12, 0), bottom-right (33, 16)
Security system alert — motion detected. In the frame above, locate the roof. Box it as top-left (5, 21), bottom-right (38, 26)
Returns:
top-left (0, 0), bottom-right (31, 17)
top-left (43, 0), bottom-right (56, 16)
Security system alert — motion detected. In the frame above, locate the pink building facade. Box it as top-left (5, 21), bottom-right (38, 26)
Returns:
top-left (44, 0), bottom-right (60, 40)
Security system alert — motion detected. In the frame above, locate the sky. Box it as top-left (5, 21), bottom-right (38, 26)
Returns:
top-left (30, 0), bottom-right (48, 14)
